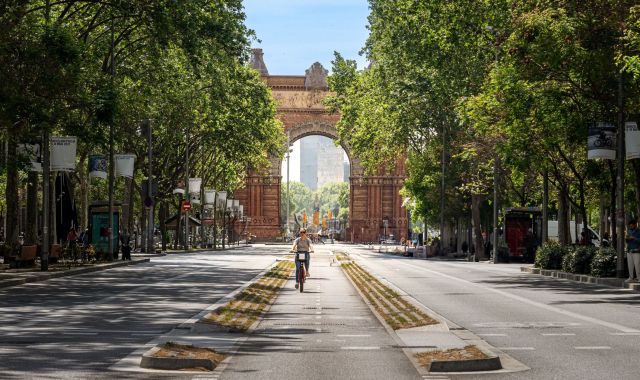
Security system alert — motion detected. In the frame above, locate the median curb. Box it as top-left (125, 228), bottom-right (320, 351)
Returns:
top-left (520, 266), bottom-right (640, 291)
top-left (140, 346), bottom-right (217, 371)
top-left (334, 251), bottom-right (508, 375)
top-left (0, 258), bottom-right (150, 289)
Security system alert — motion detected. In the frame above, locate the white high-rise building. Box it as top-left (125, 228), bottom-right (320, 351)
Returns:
top-left (299, 136), bottom-right (345, 190)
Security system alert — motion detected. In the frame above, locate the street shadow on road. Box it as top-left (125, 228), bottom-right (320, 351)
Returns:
top-left (478, 276), bottom-right (640, 307)
top-left (0, 261), bottom-right (269, 374)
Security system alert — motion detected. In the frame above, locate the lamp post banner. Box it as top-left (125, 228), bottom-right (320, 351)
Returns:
top-left (587, 123), bottom-right (616, 160)
top-left (625, 122), bottom-right (640, 160)
top-left (204, 190), bottom-right (216, 204)
top-left (114, 154), bottom-right (136, 178)
top-left (88, 154), bottom-right (107, 179)
top-left (50, 136), bottom-right (77, 171)
top-left (189, 178), bottom-right (202, 194)
top-left (17, 143), bottom-right (42, 172)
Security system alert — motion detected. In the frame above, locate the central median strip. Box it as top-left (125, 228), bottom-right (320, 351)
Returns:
top-left (335, 251), bottom-right (503, 373)
top-left (335, 252), bottom-right (437, 330)
top-left (200, 260), bottom-right (294, 332)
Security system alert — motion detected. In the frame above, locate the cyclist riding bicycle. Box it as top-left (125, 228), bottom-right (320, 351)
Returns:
top-left (291, 228), bottom-right (313, 289)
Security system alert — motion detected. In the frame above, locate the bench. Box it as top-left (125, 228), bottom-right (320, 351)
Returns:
top-left (15, 245), bottom-right (37, 268)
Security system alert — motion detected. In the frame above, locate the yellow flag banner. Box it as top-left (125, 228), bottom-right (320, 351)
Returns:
top-left (328, 209), bottom-right (333, 219)
top-left (322, 217), bottom-right (327, 229)
top-left (303, 211), bottom-right (308, 225)
top-left (313, 211), bottom-right (319, 225)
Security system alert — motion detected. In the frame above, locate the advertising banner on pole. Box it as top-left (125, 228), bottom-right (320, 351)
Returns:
top-left (88, 154), bottom-right (107, 179)
top-left (188, 178), bottom-right (202, 194)
top-left (17, 144), bottom-right (42, 172)
top-left (204, 189), bottom-right (216, 204)
top-left (50, 136), bottom-right (77, 171)
top-left (587, 123), bottom-right (616, 160)
top-left (626, 122), bottom-right (640, 160)
top-left (114, 154), bottom-right (135, 178)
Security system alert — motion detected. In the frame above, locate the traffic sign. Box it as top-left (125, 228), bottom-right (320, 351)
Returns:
top-left (181, 200), bottom-right (192, 212)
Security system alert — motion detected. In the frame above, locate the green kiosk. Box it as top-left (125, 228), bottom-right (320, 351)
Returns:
top-left (89, 202), bottom-right (120, 260)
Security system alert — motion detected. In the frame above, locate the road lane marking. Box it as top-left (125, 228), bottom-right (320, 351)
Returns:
top-left (574, 346), bottom-right (611, 350)
top-left (610, 332), bottom-right (640, 336)
top-left (337, 334), bottom-right (371, 337)
top-left (341, 346), bottom-right (380, 350)
top-left (542, 333), bottom-right (576, 336)
top-left (477, 333), bottom-right (507, 337)
top-left (394, 261), bottom-right (640, 334)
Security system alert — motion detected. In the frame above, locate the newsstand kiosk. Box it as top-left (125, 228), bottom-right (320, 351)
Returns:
top-left (88, 203), bottom-right (120, 260)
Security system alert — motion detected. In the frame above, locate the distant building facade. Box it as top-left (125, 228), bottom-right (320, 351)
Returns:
top-left (299, 136), bottom-right (346, 190)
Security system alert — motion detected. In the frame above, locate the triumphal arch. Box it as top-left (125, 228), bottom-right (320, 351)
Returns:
top-left (234, 49), bottom-right (407, 243)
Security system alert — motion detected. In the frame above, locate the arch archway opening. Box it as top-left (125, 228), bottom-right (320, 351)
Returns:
top-left (280, 135), bottom-right (350, 240)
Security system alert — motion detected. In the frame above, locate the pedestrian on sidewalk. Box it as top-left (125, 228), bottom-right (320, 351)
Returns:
top-left (291, 228), bottom-right (313, 289)
top-left (625, 219), bottom-right (640, 282)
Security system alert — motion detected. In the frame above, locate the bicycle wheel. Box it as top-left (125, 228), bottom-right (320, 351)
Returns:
top-left (299, 265), bottom-right (305, 293)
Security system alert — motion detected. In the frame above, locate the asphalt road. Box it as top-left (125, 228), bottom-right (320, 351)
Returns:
top-left (341, 244), bottom-right (640, 380)
top-left (3, 243), bottom-right (638, 380)
top-left (0, 247), bottom-right (281, 379)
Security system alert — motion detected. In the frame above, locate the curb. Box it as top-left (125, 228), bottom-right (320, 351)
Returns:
top-left (140, 346), bottom-right (217, 371)
top-left (429, 356), bottom-right (503, 372)
top-left (520, 266), bottom-right (640, 291)
top-left (335, 253), bottom-right (502, 375)
top-left (0, 258), bottom-right (150, 289)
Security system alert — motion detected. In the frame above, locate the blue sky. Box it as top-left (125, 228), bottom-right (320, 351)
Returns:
top-left (243, 0), bottom-right (370, 75)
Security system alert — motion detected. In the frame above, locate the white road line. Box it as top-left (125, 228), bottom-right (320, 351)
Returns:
top-left (341, 346), bottom-right (380, 350)
top-left (574, 346), bottom-right (611, 350)
top-left (542, 333), bottom-right (576, 336)
top-left (610, 332), bottom-right (640, 336)
top-left (477, 333), bottom-right (507, 337)
top-left (498, 347), bottom-right (536, 351)
top-left (395, 260), bottom-right (640, 334)
top-left (61, 332), bottom-right (98, 335)
top-left (337, 334), bottom-right (371, 337)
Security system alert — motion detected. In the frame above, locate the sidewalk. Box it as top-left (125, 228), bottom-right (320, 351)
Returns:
top-left (0, 258), bottom-right (149, 289)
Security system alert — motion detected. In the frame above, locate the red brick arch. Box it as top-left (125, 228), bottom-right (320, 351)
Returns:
top-left (235, 53), bottom-right (407, 242)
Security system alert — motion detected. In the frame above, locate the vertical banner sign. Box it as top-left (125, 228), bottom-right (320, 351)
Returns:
top-left (114, 154), bottom-right (135, 178)
top-left (204, 190), bottom-right (216, 204)
top-left (50, 136), bottom-right (77, 171)
top-left (625, 122), bottom-right (640, 160)
top-left (587, 123), bottom-right (616, 160)
top-left (88, 155), bottom-right (107, 179)
top-left (17, 144), bottom-right (42, 172)
top-left (188, 178), bottom-right (202, 195)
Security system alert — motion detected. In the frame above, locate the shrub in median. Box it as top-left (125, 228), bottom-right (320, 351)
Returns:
top-left (562, 246), bottom-right (597, 274)
top-left (534, 241), bottom-right (569, 269)
top-left (590, 247), bottom-right (617, 278)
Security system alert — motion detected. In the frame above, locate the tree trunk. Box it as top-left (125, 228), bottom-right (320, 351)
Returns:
top-left (121, 177), bottom-right (132, 235)
top-left (5, 132), bottom-right (19, 247)
top-left (632, 159), bottom-right (640, 220)
top-left (558, 187), bottom-right (570, 245)
top-left (159, 201), bottom-right (168, 251)
top-left (25, 171), bottom-right (38, 245)
top-left (608, 160), bottom-right (617, 243)
top-left (599, 194), bottom-right (606, 238)
top-left (471, 194), bottom-right (484, 260)
top-left (78, 159), bottom-right (89, 229)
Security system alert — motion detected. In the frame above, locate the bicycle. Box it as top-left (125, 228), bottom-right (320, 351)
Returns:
top-left (295, 251), bottom-right (308, 293)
